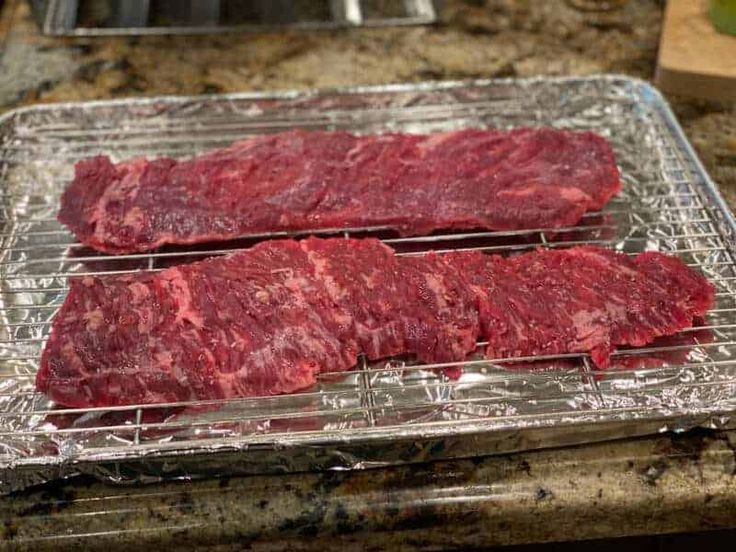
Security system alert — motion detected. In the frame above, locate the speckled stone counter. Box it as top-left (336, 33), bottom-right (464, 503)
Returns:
top-left (1, 0), bottom-right (736, 549)
top-left (3, 430), bottom-right (736, 550)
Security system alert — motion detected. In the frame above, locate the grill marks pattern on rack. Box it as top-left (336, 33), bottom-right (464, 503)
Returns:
top-left (1, 79), bottom-right (736, 471)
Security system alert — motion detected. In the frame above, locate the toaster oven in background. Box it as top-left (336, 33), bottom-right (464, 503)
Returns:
top-left (29, 0), bottom-right (439, 35)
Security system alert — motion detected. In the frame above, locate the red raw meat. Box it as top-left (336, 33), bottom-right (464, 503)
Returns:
top-left (59, 128), bottom-right (621, 254)
top-left (301, 238), bottom-right (480, 364)
top-left (447, 247), bottom-right (714, 368)
top-left (36, 239), bottom-right (713, 409)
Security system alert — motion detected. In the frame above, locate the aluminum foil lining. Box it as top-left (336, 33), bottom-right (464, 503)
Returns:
top-left (1, 76), bottom-right (735, 494)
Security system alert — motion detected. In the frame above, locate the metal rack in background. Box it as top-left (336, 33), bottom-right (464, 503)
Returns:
top-left (1, 76), bottom-right (736, 494)
top-left (30, 0), bottom-right (439, 36)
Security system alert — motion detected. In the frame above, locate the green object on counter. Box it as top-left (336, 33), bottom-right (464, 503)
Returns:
top-left (710, 0), bottom-right (736, 35)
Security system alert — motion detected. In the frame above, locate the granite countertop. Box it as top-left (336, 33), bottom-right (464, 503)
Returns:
top-left (3, 431), bottom-right (736, 551)
top-left (1, 0), bottom-right (736, 549)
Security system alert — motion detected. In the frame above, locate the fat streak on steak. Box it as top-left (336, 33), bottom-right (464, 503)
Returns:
top-left (37, 239), bottom-right (713, 408)
top-left (59, 128), bottom-right (621, 254)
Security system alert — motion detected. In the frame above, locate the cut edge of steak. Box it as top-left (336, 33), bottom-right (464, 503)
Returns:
top-left (58, 156), bottom-right (153, 254)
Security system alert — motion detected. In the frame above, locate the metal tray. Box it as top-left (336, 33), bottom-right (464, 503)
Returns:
top-left (2, 76), bottom-right (736, 494)
top-left (31, 0), bottom-right (438, 36)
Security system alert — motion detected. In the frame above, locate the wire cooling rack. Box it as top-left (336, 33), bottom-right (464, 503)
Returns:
top-left (1, 76), bottom-right (736, 493)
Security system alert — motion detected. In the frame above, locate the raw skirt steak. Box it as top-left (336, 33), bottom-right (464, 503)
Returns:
top-left (37, 239), bottom-right (713, 408)
top-left (59, 128), bottom-right (621, 254)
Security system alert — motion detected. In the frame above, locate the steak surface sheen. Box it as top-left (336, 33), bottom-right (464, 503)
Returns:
top-left (37, 239), bottom-right (712, 408)
top-left (59, 128), bottom-right (621, 254)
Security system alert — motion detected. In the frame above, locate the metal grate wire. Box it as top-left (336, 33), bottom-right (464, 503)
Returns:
top-left (1, 77), bottom-right (736, 489)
